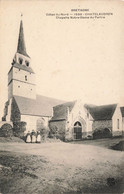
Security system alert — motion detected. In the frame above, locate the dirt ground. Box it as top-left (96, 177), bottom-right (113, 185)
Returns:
top-left (0, 139), bottom-right (124, 194)
top-left (70, 137), bottom-right (124, 149)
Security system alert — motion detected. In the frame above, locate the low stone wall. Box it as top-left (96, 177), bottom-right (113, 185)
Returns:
top-left (112, 130), bottom-right (123, 137)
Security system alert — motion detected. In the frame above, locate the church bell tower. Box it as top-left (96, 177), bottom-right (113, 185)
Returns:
top-left (8, 19), bottom-right (36, 100)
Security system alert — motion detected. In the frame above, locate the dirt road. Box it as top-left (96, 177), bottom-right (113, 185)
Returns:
top-left (0, 142), bottom-right (124, 193)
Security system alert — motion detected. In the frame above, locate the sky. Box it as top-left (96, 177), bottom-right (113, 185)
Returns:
top-left (0, 0), bottom-right (124, 118)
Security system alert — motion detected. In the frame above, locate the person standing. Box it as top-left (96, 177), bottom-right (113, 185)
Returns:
top-left (36, 131), bottom-right (41, 143)
top-left (31, 130), bottom-right (36, 143)
top-left (26, 131), bottom-right (31, 143)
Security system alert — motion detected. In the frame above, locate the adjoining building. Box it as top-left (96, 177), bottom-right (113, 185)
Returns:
top-left (1, 19), bottom-right (124, 140)
top-left (120, 107), bottom-right (124, 132)
top-left (50, 101), bottom-right (123, 141)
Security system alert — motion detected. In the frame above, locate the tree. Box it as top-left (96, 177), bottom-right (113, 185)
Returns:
top-left (13, 121), bottom-right (27, 138)
top-left (36, 118), bottom-right (49, 140)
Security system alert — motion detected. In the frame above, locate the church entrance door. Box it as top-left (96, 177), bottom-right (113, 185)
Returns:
top-left (74, 121), bottom-right (82, 140)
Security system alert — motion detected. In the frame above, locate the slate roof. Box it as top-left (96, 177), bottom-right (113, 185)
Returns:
top-left (85, 104), bottom-right (117, 121)
top-left (120, 107), bottom-right (124, 117)
top-left (17, 20), bottom-right (29, 57)
top-left (51, 101), bottom-right (76, 121)
top-left (13, 95), bottom-right (65, 117)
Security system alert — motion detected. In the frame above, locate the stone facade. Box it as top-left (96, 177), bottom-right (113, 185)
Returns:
top-left (66, 101), bottom-right (93, 140)
top-left (8, 64), bottom-right (36, 100)
top-left (50, 101), bottom-right (94, 141)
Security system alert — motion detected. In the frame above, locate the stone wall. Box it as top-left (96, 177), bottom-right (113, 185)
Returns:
top-left (92, 120), bottom-right (112, 131)
top-left (112, 130), bottom-right (123, 137)
top-left (8, 65), bottom-right (36, 100)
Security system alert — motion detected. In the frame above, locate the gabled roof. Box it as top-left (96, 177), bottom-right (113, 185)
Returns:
top-left (85, 104), bottom-right (117, 121)
top-left (17, 20), bottom-right (29, 57)
top-left (120, 107), bottom-right (124, 117)
top-left (51, 101), bottom-right (76, 121)
top-left (13, 95), bottom-right (65, 117)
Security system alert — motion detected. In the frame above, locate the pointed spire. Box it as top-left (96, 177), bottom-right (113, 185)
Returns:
top-left (17, 18), bottom-right (29, 57)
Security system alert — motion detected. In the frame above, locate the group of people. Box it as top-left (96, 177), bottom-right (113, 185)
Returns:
top-left (26, 130), bottom-right (41, 143)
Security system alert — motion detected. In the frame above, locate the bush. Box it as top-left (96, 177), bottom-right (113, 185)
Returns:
top-left (49, 124), bottom-right (65, 141)
top-left (38, 127), bottom-right (50, 140)
top-left (111, 140), bottom-right (124, 151)
top-left (13, 121), bottom-right (26, 138)
top-left (49, 125), bottom-right (58, 138)
top-left (0, 123), bottom-right (13, 137)
top-left (36, 118), bottom-right (50, 140)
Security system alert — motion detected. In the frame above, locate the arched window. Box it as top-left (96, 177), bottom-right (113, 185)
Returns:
top-left (25, 61), bottom-right (29, 67)
top-left (74, 121), bottom-right (82, 127)
top-left (117, 119), bottom-right (119, 129)
top-left (19, 58), bottom-right (23, 65)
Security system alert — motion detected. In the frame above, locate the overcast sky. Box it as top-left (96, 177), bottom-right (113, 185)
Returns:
top-left (0, 0), bottom-right (124, 118)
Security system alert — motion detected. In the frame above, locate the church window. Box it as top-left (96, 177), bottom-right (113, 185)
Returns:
top-left (117, 119), bottom-right (119, 129)
top-left (25, 61), bottom-right (29, 67)
top-left (25, 75), bottom-right (27, 81)
top-left (19, 58), bottom-right (23, 65)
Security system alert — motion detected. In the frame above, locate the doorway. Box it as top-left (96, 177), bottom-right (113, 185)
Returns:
top-left (74, 121), bottom-right (82, 140)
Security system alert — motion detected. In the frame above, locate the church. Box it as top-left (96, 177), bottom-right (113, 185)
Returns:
top-left (2, 20), bottom-right (64, 134)
top-left (1, 19), bottom-right (124, 141)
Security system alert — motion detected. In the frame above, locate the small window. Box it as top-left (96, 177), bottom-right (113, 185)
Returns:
top-left (25, 75), bottom-right (27, 81)
top-left (19, 58), bottom-right (23, 64)
top-left (25, 61), bottom-right (29, 67)
top-left (117, 119), bottom-right (119, 129)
